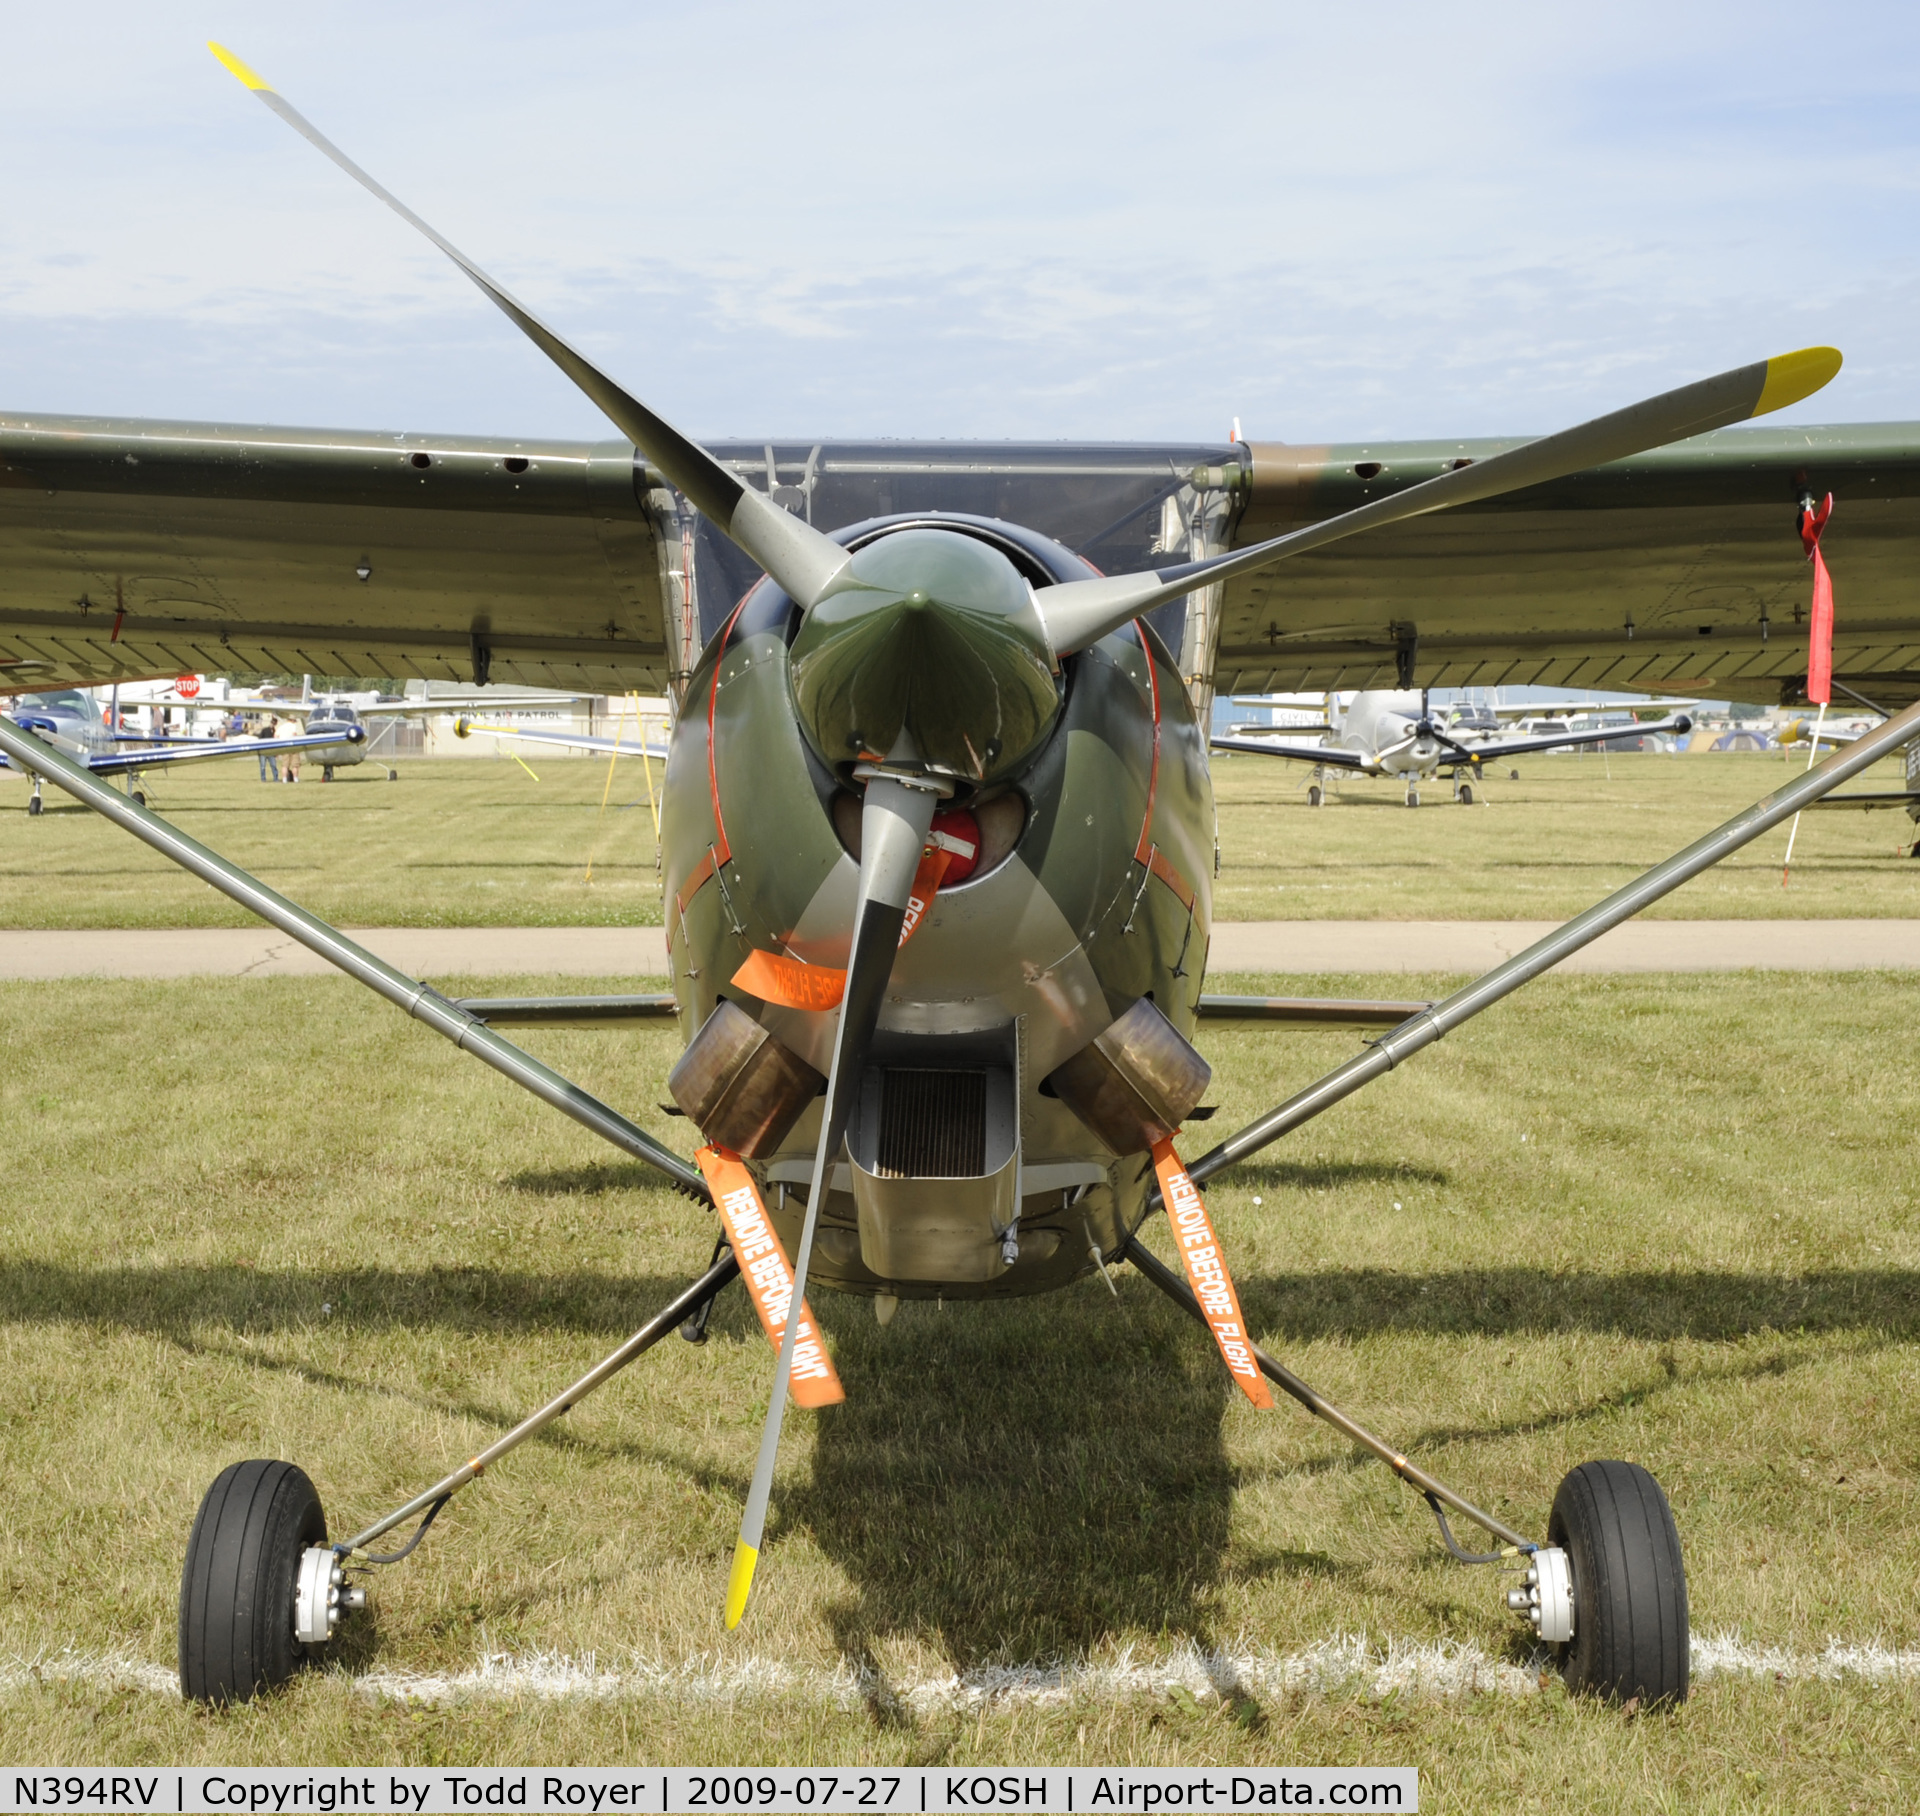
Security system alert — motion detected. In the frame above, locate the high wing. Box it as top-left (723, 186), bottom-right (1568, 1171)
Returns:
top-left (8, 418), bottom-right (1920, 707)
top-left (1209, 733), bottom-right (1370, 769)
top-left (1213, 427), bottom-right (1920, 708)
top-left (0, 415), bottom-right (679, 696)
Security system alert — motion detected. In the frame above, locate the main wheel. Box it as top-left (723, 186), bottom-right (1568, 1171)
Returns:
top-left (26, 796), bottom-right (41, 817)
top-left (1457, 782), bottom-right (1475, 805)
top-left (321, 765), bottom-right (334, 782)
top-left (132, 790), bottom-right (147, 806)
top-left (387, 768), bottom-right (399, 782)
top-left (179, 1459), bottom-right (327, 1704)
top-left (1306, 783), bottom-right (1323, 807)
top-left (1549, 1460), bottom-right (1688, 1705)
top-left (1405, 787), bottom-right (1420, 809)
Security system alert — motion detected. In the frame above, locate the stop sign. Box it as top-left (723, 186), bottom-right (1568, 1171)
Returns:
top-left (175, 675), bottom-right (201, 699)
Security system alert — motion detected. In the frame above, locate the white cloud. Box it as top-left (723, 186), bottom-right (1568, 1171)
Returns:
top-left (3, 0), bottom-right (1917, 439)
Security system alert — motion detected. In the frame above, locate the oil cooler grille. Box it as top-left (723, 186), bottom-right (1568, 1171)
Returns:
top-left (875, 1069), bottom-right (987, 1178)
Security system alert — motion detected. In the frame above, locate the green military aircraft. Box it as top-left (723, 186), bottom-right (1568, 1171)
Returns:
top-left (6, 41), bottom-right (1920, 1715)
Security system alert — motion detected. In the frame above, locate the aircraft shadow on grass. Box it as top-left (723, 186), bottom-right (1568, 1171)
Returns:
top-left (1, 1259), bottom-right (1913, 1345)
top-left (5, 1258), bottom-right (1912, 1677)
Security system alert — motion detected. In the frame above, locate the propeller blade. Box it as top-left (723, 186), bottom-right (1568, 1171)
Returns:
top-left (206, 43), bottom-right (850, 611)
top-left (725, 762), bottom-right (942, 1628)
top-left (1036, 346), bottom-right (1844, 654)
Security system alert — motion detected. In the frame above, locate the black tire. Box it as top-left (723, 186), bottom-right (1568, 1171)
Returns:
top-left (132, 791), bottom-right (147, 807)
top-left (1549, 1460), bottom-right (1688, 1705)
top-left (387, 768), bottom-right (399, 782)
top-left (26, 796), bottom-right (41, 817)
top-left (179, 1460), bottom-right (327, 1705)
top-left (1405, 789), bottom-right (1420, 809)
top-left (1509, 768), bottom-right (1520, 780)
top-left (1306, 784), bottom-right (1323, 807)
top-left (321, 766), bottom-right (334, 782)
top-left (1458, 782), bottom-right (1475, 805)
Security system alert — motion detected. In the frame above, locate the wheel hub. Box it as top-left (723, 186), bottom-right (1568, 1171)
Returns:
top-left (294, 1545), bottom-right (365, 1646)
top-left (1507, 1544), bottom-right (1574, 1643)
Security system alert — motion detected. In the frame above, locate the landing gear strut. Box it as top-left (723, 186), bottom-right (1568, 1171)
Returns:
top-left (1123, 1233), bottom-right (1689, 1701)
top-left (174, 1248), bottom-right (741, 1703)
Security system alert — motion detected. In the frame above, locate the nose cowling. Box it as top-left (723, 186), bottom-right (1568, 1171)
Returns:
top-left (788, 529), bottom-right (1060, 786)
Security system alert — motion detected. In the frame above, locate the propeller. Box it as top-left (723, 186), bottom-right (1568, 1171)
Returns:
top-left (1413, 689), bottom-right (1481, 767)
top-left (1035, 346), bottom-right (1844, 655)
top-left (207, 44), bottom-right (852, 612)
top-left (725, 747), bottom-right (943, 1628)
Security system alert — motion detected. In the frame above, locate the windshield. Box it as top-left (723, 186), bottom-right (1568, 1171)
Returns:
top-left (10, 691), bottom-right (93, 718)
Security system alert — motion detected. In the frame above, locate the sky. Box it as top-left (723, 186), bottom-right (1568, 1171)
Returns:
top-left (4, 0), bottom-right (1919, 446)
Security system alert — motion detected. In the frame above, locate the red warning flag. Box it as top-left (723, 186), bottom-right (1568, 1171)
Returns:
top-left (1801, 493), bottom-right (1834, 706)
top-left (730, 846), bottom-right (954, 1011)
top-left (695, 1146), bottom-right (844, 1408)
top-left (1150, 1137), bottom-right (1273, 1408)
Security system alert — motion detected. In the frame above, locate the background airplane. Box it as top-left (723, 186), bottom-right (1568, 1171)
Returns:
top-left (0, 686), bottom-right (363, 813)
top-left (1211, 688), bottom-right (1695, 805)
top-left (232, 683), bottom-right (597, 780)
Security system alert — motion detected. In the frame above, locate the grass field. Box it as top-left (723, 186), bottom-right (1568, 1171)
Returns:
top-left (2, 969), bottom-right (1915, 1802)
top-left (0, 755), bottom-right (667, 930)
top-left (1210, 747), bottom-right (1920, 921)
top-left (3, 748), bottom-right (1918, 929)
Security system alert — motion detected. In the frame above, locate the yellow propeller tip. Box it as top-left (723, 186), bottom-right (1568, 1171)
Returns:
top-left (1753, 346), bottom-right (1843, 419)
top-left (723, 1539), bottom-right (759, 1630)
top-left (208, 41), bottom-right (273, 93)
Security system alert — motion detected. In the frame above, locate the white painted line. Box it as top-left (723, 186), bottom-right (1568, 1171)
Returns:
top-left (5, 1634), bottom-right (1916, 1708)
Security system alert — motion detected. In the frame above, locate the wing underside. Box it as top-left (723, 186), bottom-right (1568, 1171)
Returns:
top-left (0, 417), bottom-right (681, 695)
top-left (9, 415), bottom-right (1920, 708)
top-left (1217, 424), bottom-right (1920, 707)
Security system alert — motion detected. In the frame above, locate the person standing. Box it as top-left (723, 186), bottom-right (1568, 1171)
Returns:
top-left (256, 717), bottom-right (279, 782)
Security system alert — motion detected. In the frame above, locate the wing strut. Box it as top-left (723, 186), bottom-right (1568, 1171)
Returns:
top-left (1118, 693), bottom-right (1920, 1565)
top-left (1147, 693), bottom-right (1920, 1196)
top-left (0, 715), bottom-right (708, 1202)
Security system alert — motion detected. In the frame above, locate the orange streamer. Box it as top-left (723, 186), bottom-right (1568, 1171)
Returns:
top-left (1151, 1138), bottom-right (1272, 1408)
top-left (695, 1147), bottom-right (844, 1408)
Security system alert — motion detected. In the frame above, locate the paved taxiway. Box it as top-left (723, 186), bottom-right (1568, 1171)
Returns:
top-left (2, 920), bottom-right (1918, 978)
